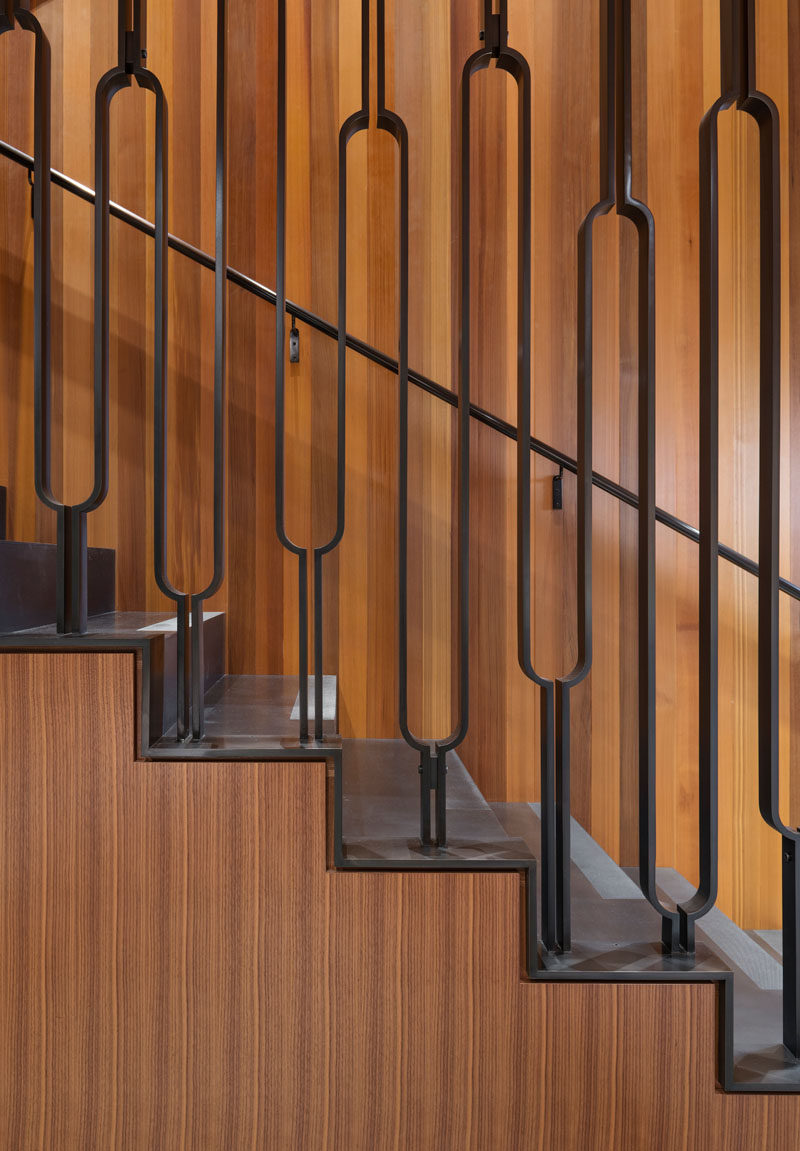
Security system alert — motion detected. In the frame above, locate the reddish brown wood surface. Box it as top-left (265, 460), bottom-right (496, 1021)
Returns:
top-left (1, 650), bottom-right (799, 1147)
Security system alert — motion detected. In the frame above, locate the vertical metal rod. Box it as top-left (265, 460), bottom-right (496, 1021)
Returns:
top-left (419, 746), bottom-right (432, 845)
top-left (175, 594), bottom-right (191, 740)
top-left (298, 552), bottom-right (309, 743)
top-left (191, 596), bottom-right (205, 738)
top-left (538, 684), bottom-right (557, 952)
top-left (57, 506), bottom-right (88, 634)
top-left (554, 682), bottom-right (571, 951)
top-left (313, 550), bottom-right (324, 741)
top-left (434, 753), bottom-right (447, 847)
top-left (783, 836), bottom-right (800, 1056)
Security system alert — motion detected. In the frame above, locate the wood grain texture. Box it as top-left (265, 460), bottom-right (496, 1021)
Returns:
top-left (2, 0), bottom-right (800, 930)
top-left (1, 650), bottom-right (800, 1148)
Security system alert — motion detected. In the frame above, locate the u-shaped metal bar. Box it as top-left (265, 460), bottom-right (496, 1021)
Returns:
top-left (479, 0), bottom-right (592, 954)
top-left (152, 0), bottom-right (227, 742)
top-left (620, 8), bottom-right (700, 953)
top-left (638, 0), bottom-right (779, 958)
top-left (14, 0), bottom-right (113, 637)
top-left (1, 3), bottom-right (53, 590)
top-left (395, 1), bottom-right (468, 849)
top-left (275, 0), bottom-right (350, 744)
top-left (710, 0), bottom-right (800, 1057)
top-left (15, 0), bottom-right (226, 739)
top-left (607, 0), bottom-right (688, 954)
top-left (614, 0), bottom-right (716, 956)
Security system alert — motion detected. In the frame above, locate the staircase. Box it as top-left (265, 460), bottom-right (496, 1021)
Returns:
top-left (0, 532), bottom-right (797, 1132)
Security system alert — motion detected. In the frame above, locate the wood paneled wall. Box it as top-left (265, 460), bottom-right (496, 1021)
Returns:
top-left (1, 0), bottom-right (800, 928)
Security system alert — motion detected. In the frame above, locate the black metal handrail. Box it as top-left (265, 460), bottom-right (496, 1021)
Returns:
top-left (2, 138), bottom-right (798, 604)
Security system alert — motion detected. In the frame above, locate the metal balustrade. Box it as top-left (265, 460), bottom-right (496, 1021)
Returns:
top-left (1, 0), bottom-right (799, 1081)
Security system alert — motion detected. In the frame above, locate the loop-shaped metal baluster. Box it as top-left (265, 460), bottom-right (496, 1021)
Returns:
top-left (1, 3), bottom-right (52, 592)
top-left (602, 0), bottom-right (683, 953)
top-left (7, 0), bottom-right (226, 731)
top-left (638, 0), bottom-right (770, 958)
top-left (17, 0), bottom-right (120, 636)
top-left (390, 0), bottom-right (467, 849)
top-left (151, 0), bottom-right (227, 742)
top-left (619, 0), bottom-right (709, 955)
top-left (709, 0), bottom-right (800, 1057)
top-left (468, 0), bottom-right (591, 954)
top-left (275, 0), bottom-right (351, 744)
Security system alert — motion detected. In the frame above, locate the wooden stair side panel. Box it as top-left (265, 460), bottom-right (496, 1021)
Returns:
top-left (327, 869), bottom-right (521, 1150)
top-left (2, 651), bottom-right (800, 1148)
top-left (0, 652), bottom-right (126, 1150)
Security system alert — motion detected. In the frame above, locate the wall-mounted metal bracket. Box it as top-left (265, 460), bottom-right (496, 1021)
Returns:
top-left (552, 467), bottom-right (563, 510)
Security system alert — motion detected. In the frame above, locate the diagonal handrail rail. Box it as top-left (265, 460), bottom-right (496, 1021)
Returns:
top-left (3, 138), bottom-right (796, 602)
